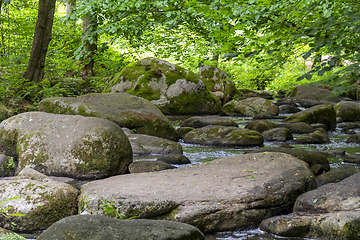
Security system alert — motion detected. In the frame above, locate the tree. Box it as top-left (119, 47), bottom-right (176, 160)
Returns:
top-left (24, 0), bottom-right (56, 83)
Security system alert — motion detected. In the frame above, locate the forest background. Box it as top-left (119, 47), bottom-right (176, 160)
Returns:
top-left (0, 0), bottom-right (359, 117)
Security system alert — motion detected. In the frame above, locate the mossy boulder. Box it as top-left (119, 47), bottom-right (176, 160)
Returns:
top-left (316, 165), bottom-right (359, 186)
top-left (183, 125), bottom-right (264, 147)
top-left (0, 112), bottom-right (132, 179)
top-left (39, 93), bottom-right (178, 141)
top-left (334, 101), bottom-right (360, 122)
top-left (288, 85), bottom-right (338, 101)
top-left (110, 58), bottom-right (221, 115)
top-left (198, 65), bottom-right (237, 104)
top-left (128, 161), bottom-right (176, 173)
top-left (221, 97), bottom-right (279, 117)
top-left (285, 104), bottom-right (336, 130)
top-left (262, 127), bottom-right (293, 142)
top-left (37, 215), bottom-right (205, 240)
top-left (126, 134), bottom-right (182, 155)
top-left (245, 120), bottom-right (277, 133)
top-left (0, 169), bottom-right (78, 232)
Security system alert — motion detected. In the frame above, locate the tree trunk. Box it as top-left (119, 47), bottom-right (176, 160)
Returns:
top-left (82, 15), bottom-right (97, 76)
top-left (24, 0), bottom-right (56, 83)
top-left (65, 0), bottom-right (75, 15)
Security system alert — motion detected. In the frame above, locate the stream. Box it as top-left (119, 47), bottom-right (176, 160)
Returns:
top-left (161, 115), bottom-right (360, 240)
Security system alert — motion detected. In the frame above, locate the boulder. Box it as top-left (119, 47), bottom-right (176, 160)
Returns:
top-left (110, 58), bottom-right (221, 115)
top-left (128, 161), bottom-right (176, 173)
top-left (78, 152), bottom-right (316, 233)
top-left (127, 134), bottom-right (182, 155)
top-left (262, 128), bottom-right (293, 142)
top-left (285, 104), bottom-right (336, 129)
top-left (346, 133), bottom-right (360, 143)
top-left (298, 99), bottom-right (336, 108)
top-left (157, 154), bottom-right (191, 165)
top-left (0, 112), bottom-right (132, 179)
top-left (198, 65), bottom-right (237, 104)
top-left (245, 120), bottom-right (277, 133)
top-left (278, 122), bottom-right (314, 133)
top-left (294, 130), bottom-right (331, 144)
top-left (181, 116), bottom-right (238, 128)
top-left (279, 104), bottom-right (302, 114)
top-left (37, 215), bottom-right (205, 240)
top-left (334, 102), bottom-right (360, 122)
top-left (288, 85), bottom-right (338, 101)
top-left (0, 168), bottom-right (78, 232)
top-left (261, 172), bottom-right (360, 239)
top-left (344, 154), bottom-right (360, 164)
top-left (221, 97), bottom-right (279, 117)
top-left (39, 93), bottom-right (178, 141)
top-left (316, 165), bottom-right (359, 186)
top-left (315, 150), bottom-right (345, 158)
top-left (183, 125), bottom-right (263, 147)
top-left (177, 127), bottom-right (194, 139)
top-left (246, 147), bottom-right (330, 174)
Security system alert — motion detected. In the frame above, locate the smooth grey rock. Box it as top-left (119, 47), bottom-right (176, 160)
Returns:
top-left (37, 215), bottom-right (205, 240)
top-left (289, 85), bottom-right (338, 101)
top-left (0, 112), bottom-right (132, 179)
top-left (127, 134), bottom-right (182, 155)
top-left (181, 116), bottom-right (238, 128)
top-left (79, 152), bottom-right (316, 233)
top-left (128, 161), bottom-right (176, 173)
top-left (278, 122), bottom-right (314, 134)
top-left (295, 130), bottom-right (331, 144)
top-left (246, 147), bottom-right (330, 174)
top-left (262, 127), bottom-right (293, 142)
top-left (316, 165), bottom-right (359, 186)
top-left (157, 154), bottom-right (191, 165)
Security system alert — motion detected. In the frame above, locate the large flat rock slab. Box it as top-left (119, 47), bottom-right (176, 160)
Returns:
top-left (79, 152), bottom-right (316, 233)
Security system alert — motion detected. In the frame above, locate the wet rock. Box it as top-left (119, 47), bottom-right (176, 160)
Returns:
top-left (221, 97), bottom-right (279, 117)
top-left (245, 120), bottom-right (277, 133)
top-left (338, 122), bottom-right (360, 129)
top-left (37, 215), bottom-right (205, 240)
top-left (279, 104), bottom-right (302, 114)
top-left (183, 125), bottom-right (263, 147)
top-left (346, 133), bottom-right (360, 143)
top-left (315, 150), bottom-right (346, 158)
top-left (310, 164), bottom-right (327, 176)
top-left (110, 58), bottom-right (221, 115)
top-left (311, 123), bottom-right (328, 131)
top-left (316, 165), bottom-right (359, 186)
top-left (273, 98), bottom-right (300, 106)
top-left (79, 152), bottom-right (316, 233)
top-left (262, 128), bottom-right (293, 142)
top-left (177, 127), bottom-right (194, 139)
top-left (297, 99), bottom-right (336, 108)
top-left (295, 130), bottom-right (331, 144)
top-left (278, 122), bottom-right (314, 134)
top-left (246, 147), bottom-right (330, 174)
top-left (334, 102), bottom-right (360, 122)
top-left (289, 85), bottom-right (338, 101)
top-left (181, 116), bottom-right (238, 128)
top-left (285, 104), bottom-right (337, 130)
top-left (344, 154), bottom-right (360, 164)
top-left (0, 112), bottom-right (132, 179)
top-left (0, 169), bottom-right (78, 232)
top-left (127, 134), bottom-right (182, 155)
top-left (128, 161), bottom-right (176, 173)
top-left (157, 154), bottom-right (191, 165)
top-left (40, 93), bottom-right (179, 141)
top-left (262, 172), bottom-right (360, 239)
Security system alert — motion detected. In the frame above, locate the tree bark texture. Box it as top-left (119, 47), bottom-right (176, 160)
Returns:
top-left (65, 0), bottom-right (76, 16)
top-left (24, 0), bottom-right (56, 83)
top-left (82, 16), bottom-right (97, 76)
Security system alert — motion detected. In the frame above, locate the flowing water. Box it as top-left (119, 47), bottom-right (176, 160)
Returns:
top-left (163, 115), bottom-right (360, 240)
